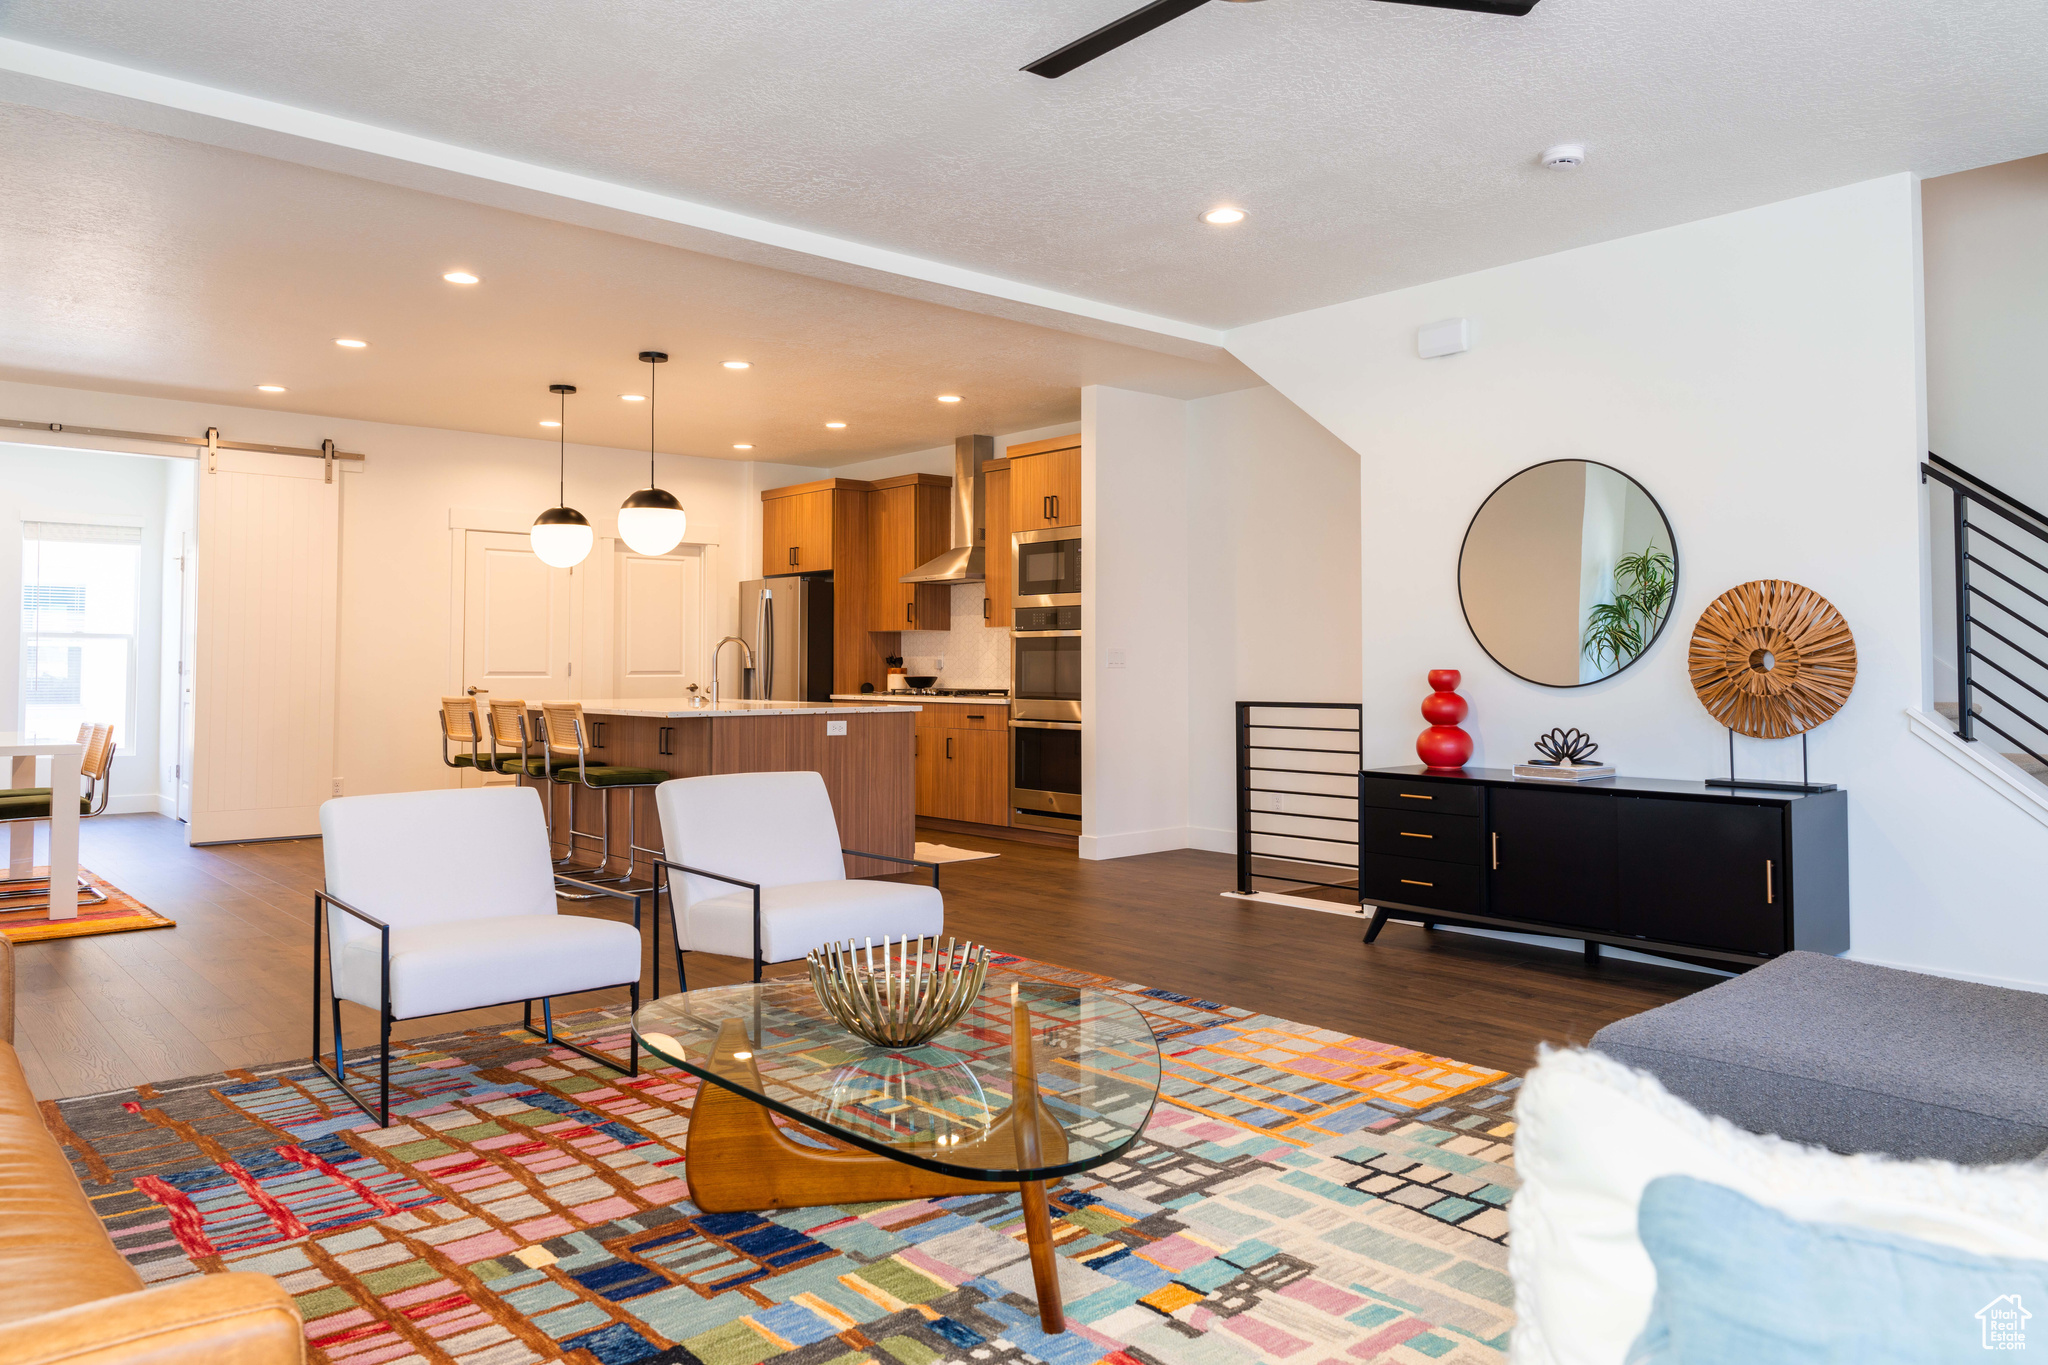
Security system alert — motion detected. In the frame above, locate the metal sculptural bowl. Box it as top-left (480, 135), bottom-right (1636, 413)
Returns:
top-left (806, 935), bottom-right (992, 1049)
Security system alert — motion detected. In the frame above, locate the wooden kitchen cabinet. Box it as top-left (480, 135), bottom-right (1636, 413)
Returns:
top-left (1008, 435), bottom-right (1081, 532)
top-left (865, 475), bottom-right (952, 631)
top-left (905, 702), bottom-right (1009, 827)
top-left (760, 481), bottom-right (863, 576)
top-left (983, 463), bottom-right (1012, 627)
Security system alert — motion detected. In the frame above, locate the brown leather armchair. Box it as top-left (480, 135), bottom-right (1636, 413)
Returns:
top-left (0, 937), bottom-right (305, 1365)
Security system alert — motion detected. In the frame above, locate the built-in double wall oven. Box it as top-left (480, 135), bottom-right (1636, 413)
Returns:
top-left (1012, 595), bottom-right (1081, 833)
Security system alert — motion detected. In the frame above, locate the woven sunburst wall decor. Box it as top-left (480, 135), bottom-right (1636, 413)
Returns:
top-left (1688, 580), bottom-right (1858, 738)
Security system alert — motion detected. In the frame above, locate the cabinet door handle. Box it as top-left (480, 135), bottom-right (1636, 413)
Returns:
top-left (1766, 859), bottom-right (1774, 904)
top-left (1400, 878), bottom-right (1434, 888)
top-left (967, 714), bottom-right (984, 721)
top-left (914, 735), bottom-right (918, 757)
top-left (1050, 494), bottom-right (1059, 522)
top-left (906, 601), bottom-right (914, 623)
top-left (1492, 831), bottom-right (1499, 869)
top-left (984, 596), bottom-right (991, 620)
top-left (1043, 495), bottom-right (1052, 520)
top-left (1399, 792), bottom-right (1432, 800)
top-left (1398, 831), bottom-right (1432, 839)
top-left (788, 546), bottom-right (798, 566)
top-left (946, 736), bottom-right (954, 760)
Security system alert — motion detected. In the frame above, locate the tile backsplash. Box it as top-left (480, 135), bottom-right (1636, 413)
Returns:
top-left (900, 582), bottom-right (1011, 687)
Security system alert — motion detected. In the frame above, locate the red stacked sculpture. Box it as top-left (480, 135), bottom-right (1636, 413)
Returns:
top-left (1416, 669), bottom-right (1473, 769)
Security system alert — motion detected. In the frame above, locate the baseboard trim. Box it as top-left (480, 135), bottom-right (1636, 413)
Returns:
top-left (1905, 706), bottom-right (2048, 830)
top-left (1185, 825), bottom-right (1234, 854)
top-left (1846, 952), bottom-right (2048, 996)
top-left (107, 793), bottom-right (163, 816)
top-left (1078, 826), bottom-right (1191, 861)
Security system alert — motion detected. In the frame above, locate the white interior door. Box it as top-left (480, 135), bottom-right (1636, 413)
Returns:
top-left (613, 544), bottom-right (704, 697)
top-left (176, 531), bottom-right (195, 822)
top-left (461, 530), bottom-right (578, 783)
top-left (189, 450), bottom-right (338, 844)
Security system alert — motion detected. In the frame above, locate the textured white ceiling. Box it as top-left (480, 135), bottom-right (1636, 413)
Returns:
top-left (0, 104), bottom-right (1255, 464)
top-left (3, 0), bottom-right (2045, 330)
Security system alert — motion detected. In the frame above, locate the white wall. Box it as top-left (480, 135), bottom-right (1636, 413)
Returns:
top-left (0, 377), bottom-right (813, 803)
top-left (1924, 153), bottom-right (2048, 506)
top-left (1184, 385), bottom-right (1362, 849)
top-left (1229, 174), bottom-right (2048, 992)
top-left (0, 443), bottom-right (172, 811)
top-left (1082, 386), bottom-right (1192, 859)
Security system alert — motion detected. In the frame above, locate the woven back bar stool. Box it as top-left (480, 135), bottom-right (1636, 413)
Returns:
top-left (538, 701), bottom-right (665, 889)
top-left (438, 696), bottom-right (493, 773)
top-left (486, 697), bottom-right (572, 861)
top-left (0, 721), bottom-right (117, 906)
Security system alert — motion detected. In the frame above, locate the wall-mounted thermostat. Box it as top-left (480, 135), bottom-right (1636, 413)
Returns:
top-left (1417, 318), bottom-right (1471, 359)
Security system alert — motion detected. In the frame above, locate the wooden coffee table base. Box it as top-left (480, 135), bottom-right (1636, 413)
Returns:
top-left (681, 1010), bottom-right (1071, 1334)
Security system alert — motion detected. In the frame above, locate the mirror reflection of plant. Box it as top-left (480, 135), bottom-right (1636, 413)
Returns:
top-left (1582, 546), bottom-right (1676, 672)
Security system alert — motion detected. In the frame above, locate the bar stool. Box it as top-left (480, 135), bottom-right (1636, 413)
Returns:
top-left (538, 701), bottom-right (666, 888)
top-left (438, 696), bottom-right (492, 774)
top-left (0, 722), bottom-right (116, 906)
top-left (486, 697), bottom-right (576, 862)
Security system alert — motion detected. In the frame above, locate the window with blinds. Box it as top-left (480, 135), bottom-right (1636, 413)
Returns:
top-left (19, 521), bottom-right (142, 742)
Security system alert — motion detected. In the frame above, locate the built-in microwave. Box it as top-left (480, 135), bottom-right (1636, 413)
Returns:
top-left (1013, 527), bottom-right (1080, 608)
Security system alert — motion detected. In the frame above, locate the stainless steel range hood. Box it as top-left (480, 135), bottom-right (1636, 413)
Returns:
top-left (901, 434), bottom-right (994, 584)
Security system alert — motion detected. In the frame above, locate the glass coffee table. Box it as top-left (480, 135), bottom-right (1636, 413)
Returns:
top-left (633, 977), bottom-right (1161, 1334)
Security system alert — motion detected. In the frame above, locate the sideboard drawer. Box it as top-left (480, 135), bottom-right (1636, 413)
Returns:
top-left (1360, 776), bottom-right (1483, 818)
top-left (1363, 807), bottom-right (1483, 865)
top-left (1362, 853), bottom-right (1482, 914)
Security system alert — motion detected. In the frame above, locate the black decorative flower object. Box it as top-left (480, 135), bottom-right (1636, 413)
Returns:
top-left (1531, 727), bottom-right (1599, 766)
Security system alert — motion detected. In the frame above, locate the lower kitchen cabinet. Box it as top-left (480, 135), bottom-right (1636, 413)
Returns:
top-left (904, 704), bottom-right (1011, 826)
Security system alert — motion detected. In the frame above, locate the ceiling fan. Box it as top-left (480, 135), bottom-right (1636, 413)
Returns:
top-left (1024, 0), bottom-right (1540, 79)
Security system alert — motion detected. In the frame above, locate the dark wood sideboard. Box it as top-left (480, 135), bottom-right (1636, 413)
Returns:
top-left (1360, 766), bottom-right (1848, 969)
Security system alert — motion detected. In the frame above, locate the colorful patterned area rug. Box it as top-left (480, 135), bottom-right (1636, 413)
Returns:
top-left (43, 955), bottom-right (1522, 1365)
top-left (0, 865), bottom-right (175, 943)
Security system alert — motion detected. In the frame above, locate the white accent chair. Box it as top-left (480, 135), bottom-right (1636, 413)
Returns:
top-left (652, 771), bottom-right (942, 989)
top-left (315, 785), bottom-right (646, 1124)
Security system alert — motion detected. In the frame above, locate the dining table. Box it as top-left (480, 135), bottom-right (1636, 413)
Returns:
top-left (3, 732), bottom-right (84, 920)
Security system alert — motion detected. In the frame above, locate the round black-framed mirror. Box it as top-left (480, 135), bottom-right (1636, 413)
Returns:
top-left (1457, 459), bottom-right (1679, 689)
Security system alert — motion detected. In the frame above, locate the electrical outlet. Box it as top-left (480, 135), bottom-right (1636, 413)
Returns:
top-left (331, 778), bottom-right (344, 796)
top-left (826, 720), bottom-right (848, 737)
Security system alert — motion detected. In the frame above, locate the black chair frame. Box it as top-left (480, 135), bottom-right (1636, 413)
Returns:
top-left (649, 848), bottom-right (940, 994)
top-left (311, 874), bottom-right (646, 1126)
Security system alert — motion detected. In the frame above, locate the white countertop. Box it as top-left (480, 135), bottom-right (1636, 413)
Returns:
top-left (829, 693), bottom-right (1010, 705)
top-left (573, 697), bottom-right (921, 718)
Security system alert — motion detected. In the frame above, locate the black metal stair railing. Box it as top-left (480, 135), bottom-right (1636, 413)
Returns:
top-left (1234, 702), bottom-right (1362, 898)
top-left (1923, 454), bottom-right (2048, 773)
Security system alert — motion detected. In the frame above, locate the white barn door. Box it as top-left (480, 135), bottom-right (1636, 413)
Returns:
top-left (189, 450), bottom-right (339, 844)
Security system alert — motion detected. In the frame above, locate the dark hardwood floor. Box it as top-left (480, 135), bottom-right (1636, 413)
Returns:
top-left (9, 814), bottom-right (1709, 1099)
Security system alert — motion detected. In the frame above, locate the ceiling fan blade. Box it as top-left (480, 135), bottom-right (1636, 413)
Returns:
top-left (1372, 0), bottom-right (1541, 15)
top-left (1024, 0), bottom-right (1216, 78)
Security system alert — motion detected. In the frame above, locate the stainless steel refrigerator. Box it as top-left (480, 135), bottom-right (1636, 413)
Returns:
top-left (739, 575), bottom-right (834, 702)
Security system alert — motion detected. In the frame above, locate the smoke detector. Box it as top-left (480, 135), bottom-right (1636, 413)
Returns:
top-left (1541, 143), bottom-right (1586, 169)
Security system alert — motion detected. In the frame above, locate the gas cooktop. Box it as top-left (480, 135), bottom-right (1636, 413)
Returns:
top-left (894, 687), bottom-right (1009, 697)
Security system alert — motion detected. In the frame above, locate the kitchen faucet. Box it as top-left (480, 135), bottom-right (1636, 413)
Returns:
top-left (712, 635), bottom-right (755, 708)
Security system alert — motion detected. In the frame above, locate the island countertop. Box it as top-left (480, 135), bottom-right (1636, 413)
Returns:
top-left (570, 697), bottom-right (922, 719)
top-left (827, 693), bottom-right (1009, 706)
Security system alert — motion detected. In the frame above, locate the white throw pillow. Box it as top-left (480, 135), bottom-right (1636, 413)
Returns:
top-left (1508, 1046), bottom-right (2048, 1365)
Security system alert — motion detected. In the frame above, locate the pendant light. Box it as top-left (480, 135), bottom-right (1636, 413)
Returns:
top-left (617, 350), bottom-right (688, 556)
top-left (531, 383), bottom-right (593, 568)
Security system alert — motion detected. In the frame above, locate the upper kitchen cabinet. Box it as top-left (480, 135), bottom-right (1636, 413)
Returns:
top-left (983, 463), bottom-right (1013, 627)
top-left (760, 480), bottom-right (866, 576)
top-left (866, 474), bottom-right (953, 631)
top-left (1008, 435), bottom-right (1082, 532)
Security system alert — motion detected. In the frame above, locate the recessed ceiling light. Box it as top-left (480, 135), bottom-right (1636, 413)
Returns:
top-left (733, 443), bottom-right (754, 450)
top-left (334, 338), bottom-right (368, 348)
top-left (937, 394), bottom-right (963, 403)
top-left (1201, 206), bottom-right (1247, 226)
top-left (255, 384), bottom-right (287, 393)
top-left (825, 422), bottom-right (847, 429)
top-left (442, 271), bottom-right (480, 285)
top-left (620, 393), bottom-right (645, 402)
top-left (539, 420), bottom-right (561, 428)
top-left (722, 360), bottom-right (751, 370)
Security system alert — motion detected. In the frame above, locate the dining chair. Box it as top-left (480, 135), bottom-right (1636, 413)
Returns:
top-left (538, 701), bottom-right (667, 887)
top-left (0, 723), bottom-right (116, 907)
top-left (651, 770), bottom-right (942, 990)
top-left (314, 784), bottom-right (647, 1125)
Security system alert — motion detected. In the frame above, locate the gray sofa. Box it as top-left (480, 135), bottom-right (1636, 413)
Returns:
top-left (1591, 950), bottom-right (2048, 1164)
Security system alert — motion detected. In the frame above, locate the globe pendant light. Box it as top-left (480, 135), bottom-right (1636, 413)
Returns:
top-left (531, 384), bottom-right (594, 568)
top-left (618, 350), bottom-right (688, 556)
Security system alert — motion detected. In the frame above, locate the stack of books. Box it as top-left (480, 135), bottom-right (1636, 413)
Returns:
top-left (1513, 761), bottom-right (1617, 782)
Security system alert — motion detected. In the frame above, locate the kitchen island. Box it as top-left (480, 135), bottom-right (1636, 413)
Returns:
top-left (530, 698), bottom-right (916, 880)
